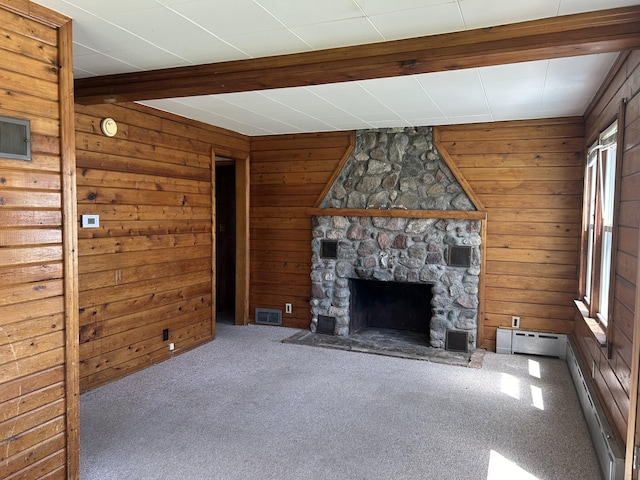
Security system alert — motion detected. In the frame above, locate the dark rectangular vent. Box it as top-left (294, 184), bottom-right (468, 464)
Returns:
top-left (445, 329), bottom-right (468, 353)
top-left (320, 240), bottom-right (338, 259)
top-left (255, 308), bottom-right (282, 326)
top-left (0, 116), bottom-right (31, 161)
top-left (448, 245), bottom-right (472, 267)
top-left (316, 315), bottom-right (336, 335)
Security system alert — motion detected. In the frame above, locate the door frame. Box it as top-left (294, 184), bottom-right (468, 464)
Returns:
top-left (234, 155), bottom-right (250, 325)
top-left (212, 154), bottom-right (250, 327)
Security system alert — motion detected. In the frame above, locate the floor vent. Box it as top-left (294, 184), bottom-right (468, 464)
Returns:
top-left (255, 308), bottom-right (282, 326)
top-left (566, 339), bottom-right (623, 480)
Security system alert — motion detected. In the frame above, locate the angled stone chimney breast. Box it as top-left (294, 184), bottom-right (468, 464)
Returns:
top-left (319, 127), bottom-right (475, 211)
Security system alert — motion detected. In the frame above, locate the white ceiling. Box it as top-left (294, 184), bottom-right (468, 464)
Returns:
top-left (35, 0), bottom-right (639, 136)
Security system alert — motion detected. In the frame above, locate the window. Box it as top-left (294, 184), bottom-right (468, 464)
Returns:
top-left (580, 121), bottom-right (618, 328)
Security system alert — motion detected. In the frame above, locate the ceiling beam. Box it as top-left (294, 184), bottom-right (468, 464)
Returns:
top-left (75, 6), bottom-right (640, 105)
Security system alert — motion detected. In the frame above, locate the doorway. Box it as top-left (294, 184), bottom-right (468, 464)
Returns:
top-left (215, 161), bottom-right (236, 324)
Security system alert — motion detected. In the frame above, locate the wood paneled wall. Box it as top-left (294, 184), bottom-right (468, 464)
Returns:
top-left (577, 51), bottom-right (640, 445)
top-left (75, 102), bottom-right (249, 391)
top-left (0, 3), bottom-right (76, 479)
top-left (249, 132), bottom-right (353, 328)
top-left (435, 118), bottom-right (584, 351)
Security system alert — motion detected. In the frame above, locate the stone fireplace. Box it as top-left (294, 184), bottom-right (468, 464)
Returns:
top-left (309, 127), bottom-right (482, 350)
top-left (310, 215), bottom-right (480, 349)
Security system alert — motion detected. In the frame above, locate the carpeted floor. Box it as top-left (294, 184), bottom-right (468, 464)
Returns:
top-left (80, 323), bottom-right (603, 480)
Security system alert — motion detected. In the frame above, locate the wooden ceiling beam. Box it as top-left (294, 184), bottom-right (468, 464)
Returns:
top-left (74, 6), bottom-right (640, 105)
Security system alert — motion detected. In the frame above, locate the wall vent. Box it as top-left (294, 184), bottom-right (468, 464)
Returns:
top-left (255, 308), bottom-right (282, 326)
top-left (0, 116), bottom-right (31, 161)
top-left (448, 245), bottom-right (472, 267)
top-left (320, 240), bottom-right (338, 259)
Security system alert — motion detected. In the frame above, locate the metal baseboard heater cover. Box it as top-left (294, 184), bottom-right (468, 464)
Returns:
top-left (255, 308), bottom-right (282, 326)
top-left (566, 339), bottom-right (623, 480)
top-left (512, 330), bottom-right (567, 359)
top-left (496, 328), bottom-right (566, 359)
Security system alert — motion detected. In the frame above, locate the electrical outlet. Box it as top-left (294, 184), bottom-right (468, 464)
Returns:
top-left (169, 343), bottom-right (175, 351)
top-left (285, 303), bottom-right (292, 314)
top-left (511, 316), bottom-right (520, 328)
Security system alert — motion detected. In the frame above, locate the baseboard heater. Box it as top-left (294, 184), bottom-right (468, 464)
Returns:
top-left (566, 339), bottom-right (624, 480)
top-left (496, 328), bottom-right (566, 358)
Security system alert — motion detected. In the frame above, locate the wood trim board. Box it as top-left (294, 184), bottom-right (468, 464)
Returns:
top-left (74, 7), bottom-right (640, 104)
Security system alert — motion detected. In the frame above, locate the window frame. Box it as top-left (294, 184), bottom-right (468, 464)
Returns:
top-left (579, 120), bottom-right (620, 339)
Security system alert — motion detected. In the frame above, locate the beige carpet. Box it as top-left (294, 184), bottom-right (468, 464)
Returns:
top-left (80, 323), bottom-right (602, 480)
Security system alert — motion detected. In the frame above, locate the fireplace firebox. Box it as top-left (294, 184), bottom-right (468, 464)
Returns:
top-left (349, 279), bottom-right (432, 335)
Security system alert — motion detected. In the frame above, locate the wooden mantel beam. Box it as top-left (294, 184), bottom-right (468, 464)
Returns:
top-left (75, 6), bottom-right (640, 105)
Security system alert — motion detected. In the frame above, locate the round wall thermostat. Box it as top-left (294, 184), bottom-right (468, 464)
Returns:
top-left (100, 117), bottom-right (118, 137)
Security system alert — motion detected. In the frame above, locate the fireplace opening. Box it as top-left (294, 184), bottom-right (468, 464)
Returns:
top-left (349, 279), bottom-right (432, 335)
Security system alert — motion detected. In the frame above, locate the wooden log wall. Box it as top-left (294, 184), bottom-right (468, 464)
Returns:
top-left (75, 102), bottom-right (249, 391)
top-left (435, 118), bottom-right (584, 351)
top-left (249, 132), bottom-right (353, 328)
top-left (0, 2), bottom-right (76, 479)
top-left (577, 51), bottom-right (640, 446)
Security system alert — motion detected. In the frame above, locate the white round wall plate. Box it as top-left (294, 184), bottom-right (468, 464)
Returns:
top-left (100, 117), bottom-right (118, 137)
